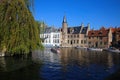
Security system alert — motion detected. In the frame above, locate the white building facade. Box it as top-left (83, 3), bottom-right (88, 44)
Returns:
top-left (40, 27), bottom-right (61, 47)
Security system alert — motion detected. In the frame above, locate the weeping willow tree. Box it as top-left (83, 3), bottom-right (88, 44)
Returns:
top-left (36, 21), bottom-right (47, 34)
top-left (0, 0), bottom-right (43, 56)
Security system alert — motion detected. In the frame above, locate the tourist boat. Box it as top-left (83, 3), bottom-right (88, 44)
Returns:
top-left (88, 48), bottom-right (103, 51)
top-left (107, 49), bottom-right (120, 53)
top-left (51, 48), bottom-right (60, 53)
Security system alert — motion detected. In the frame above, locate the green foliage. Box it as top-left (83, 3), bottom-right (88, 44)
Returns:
top-left (24, 0), bottom-right (34, 11)
top-left (35, 21), bottom-right (47, 34)
top-left (0, 0), bottom-right (44, 55)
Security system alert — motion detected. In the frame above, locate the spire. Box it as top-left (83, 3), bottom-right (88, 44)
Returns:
top-left (81, 22), bottom-right (84, 27)
top-left (87, 23), bottom-right (90, 28)
top-left (63, 15), bottom-right (67, 23)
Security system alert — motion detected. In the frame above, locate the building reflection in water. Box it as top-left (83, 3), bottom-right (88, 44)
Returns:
top-left (107, 53), bottom-right (113, 68)
top-left (2, 48), bottom-right (119, 80)
top-left (33, 48), bottom-right (120, 69)
top-left (59, 48), bottom-right (120, 72)
top-left (32, 48), bottom-right (60, 63)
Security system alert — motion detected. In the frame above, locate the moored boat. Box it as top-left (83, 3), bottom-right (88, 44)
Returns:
top-left (75, 46), bottom-right (88, 50)
top-left (51, 48), bottom-right (60, 53)
top-left (107, 48), bottom-right (120, 53)
top-left (88, 48), bottom-right (103, 51)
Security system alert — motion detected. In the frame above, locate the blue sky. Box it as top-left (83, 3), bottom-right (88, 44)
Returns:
top-left (34, 0), bottom-right (120, 29)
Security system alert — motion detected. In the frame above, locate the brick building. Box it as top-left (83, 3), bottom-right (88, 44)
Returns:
top-left (87, 27), bottom-right (113, 48)
top-left (112, 27), bottom-right (120, 48)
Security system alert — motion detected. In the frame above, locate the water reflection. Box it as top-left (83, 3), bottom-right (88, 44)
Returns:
top-left (0, 48), bottom-right (120, 80)
top-left (0, 56), bottom-right (42, 80)
top-left (33, 48), bottom-right (120, 80)
top-left (60, 48), bottom-right (120, 67)
top-left (33, 48), bottom-right (60, 63)
top-left (0, 57), bottom-right (7, 72)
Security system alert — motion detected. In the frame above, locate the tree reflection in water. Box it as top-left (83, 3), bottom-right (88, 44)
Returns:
top-left (0, 48), bottom-right (120, 80)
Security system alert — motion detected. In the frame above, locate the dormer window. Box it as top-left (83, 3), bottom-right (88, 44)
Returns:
top-left (91, 32), bottom-right (94, 36)
top-left (99, 31), bottom-right (102, 34)
top-left (91, 32), bottom-right (94, 34)
top-left (70, 28), bottom-right (74, 33)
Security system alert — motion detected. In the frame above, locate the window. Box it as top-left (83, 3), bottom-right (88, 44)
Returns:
top-left (68, 35), bottom-right (69, 38)
top-left (77, 35), bottom-right (79, 38)
top-left (54, 40), bottom-right (56, 43)
top-left (104, 42), bottom-right (107, 45)
top-left (84, 40), bottom-right (86, 44)
top-left (57, 39), bottom-right (58, 43)
top-left (74, 35), bottom-right (76, 38)
top-left (55, 40), bottom-right (57, 43)
top-left (53, 40), bottom-right (54, 43)
top-left (97, 36), bottom-right (98, 39)
top-left (99, 32), bottom-right (102, 34)
top-left (89, 42), bottom-right (91, 44)
top-left (74, 40), bottom-right (75, 44)
top-left (84, 35), bottom-right (86, 38)
top-left (100, 42), bottom-right (102, 45)
top-left (68, 40), bottom-right (69, 44)
top-left (49, 40), bottom-right (50, 43)
top-left (55, 35), bottom-right (56, 38)
top-left (77, 40), bottom-right (79, 43)
top-left (81, 40), bottom-right (83, 44)
top-left (100, 37), bottom-right (102, 40)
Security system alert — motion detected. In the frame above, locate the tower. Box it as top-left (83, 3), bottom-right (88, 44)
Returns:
top-left (62, 15), bottom-right (68, 47)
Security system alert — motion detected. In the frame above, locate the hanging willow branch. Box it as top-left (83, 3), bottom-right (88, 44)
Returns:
top-left (0, 0), bottom-right (43, 56)
top-left (24, 0), bottom-right (34, 12)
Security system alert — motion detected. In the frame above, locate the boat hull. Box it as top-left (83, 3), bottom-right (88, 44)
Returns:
top-left (108, 49), bottom-right (120, 53)
top-left (51, 48), bottom-right (60, 53)
top-left (75, 47), bottom-right (88, 50)
top-left (88, 48), bottom-right (103, 51)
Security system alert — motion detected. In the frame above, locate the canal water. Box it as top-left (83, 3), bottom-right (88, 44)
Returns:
top-left (0, 48), bottom-right (120, 80)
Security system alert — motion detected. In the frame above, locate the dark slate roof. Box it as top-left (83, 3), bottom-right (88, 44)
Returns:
top-left (67, 26), bottom-right (88, 34)
top-left (81, 27), bottom-right (88, 34)
top-left (68, 26), bottom-right (81, 34)
top-left (44, 27), bottom-right (59, 33)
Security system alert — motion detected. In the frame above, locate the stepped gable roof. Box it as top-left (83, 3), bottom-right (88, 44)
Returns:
top-left (67, 26), bottom-right (81, 34)
top-left (115, 27), bottom-right (120, 33)
top-left (109, 27), bottom-right (120, 33)
top-left (67, 26), bottom-right (88, 34)
top-left (88, 27), bottom-right (109, 37)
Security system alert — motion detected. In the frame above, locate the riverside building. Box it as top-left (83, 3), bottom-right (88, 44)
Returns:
top-left (61, 16), bottom-right (90, 47)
